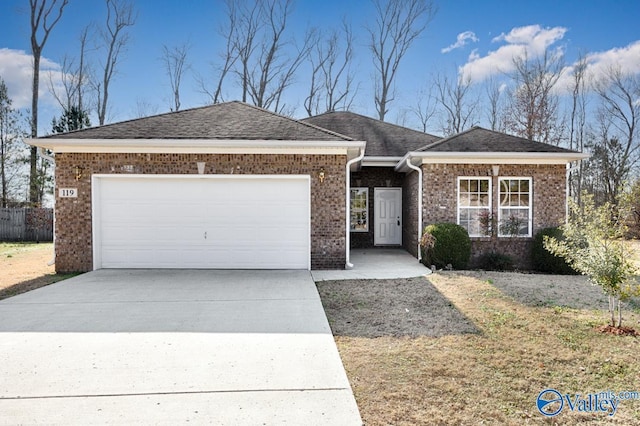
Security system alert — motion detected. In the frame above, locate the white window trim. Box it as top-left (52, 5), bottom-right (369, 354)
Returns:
top-left (350, 187), bottom-right (369, 232)
top-left (497, 177), bottom-right (533, 238)
top-left (457, 177), bottom-right (492, 238)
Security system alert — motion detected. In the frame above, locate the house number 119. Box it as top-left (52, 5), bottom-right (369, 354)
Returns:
top-left (59, 188), bottom-right (78, 198)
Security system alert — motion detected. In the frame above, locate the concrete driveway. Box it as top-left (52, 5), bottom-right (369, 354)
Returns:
top-left (0, 270), bottom-right (361, 425)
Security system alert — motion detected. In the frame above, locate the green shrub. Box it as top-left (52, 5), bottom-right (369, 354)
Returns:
top-left (477, 252), bottom-right (514, 271)
top-left (531, 227), bottom-right (578, 274)
top-left (421, 223), bottom-right (471, 269)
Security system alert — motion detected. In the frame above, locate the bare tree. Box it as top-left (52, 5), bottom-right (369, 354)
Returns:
top-left (410, 85), bottom-right (436, 132)
top-left (567, 54), bottom-right (589, 203)
top-left (502, 49), bottom-right (565, 144)
top-left (303, 36), bottom-right (329, 116)
top-left (367, 0), bottom-right (436, 121)
top-left (305, 21), bottom-right (356, 116)
top-left (95, 0), bottom-right (136, 125)
top-left (0, 79), bottom-right (27, 207)
top-left (48, 26), bottom-right (92, 116)
top-left (484, 77), bottom-right (503, 131)
top-left (233, 0), bottom-right (262, 103)
top-left (161, 42), bottom-right (191, 111)
top-left (203, 0), bottom-right (314, 113)
top-left (246, 0), bottom-right (314, 113)
top-left (133, 98), bottom-right (159, 118)
top-left (590, 67), bottom-right (640, 206)
top-left (29, 0), bottom-right (68, 205)
top-left (196, 0), bottom-right (238, 104)
top-left (434, 72), bottom-right (478, 136)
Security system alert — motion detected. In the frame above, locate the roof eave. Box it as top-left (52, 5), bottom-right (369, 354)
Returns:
top-left (395, 151), bottom-right (590, 172)
top-left (362, 156), bottom-right (402, 167)
top-left (27, 138), bottom-right (366, 159)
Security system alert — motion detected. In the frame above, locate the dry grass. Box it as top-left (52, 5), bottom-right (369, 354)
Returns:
top-left (0, 242), bottom-right (75, 300)
top-left (318, 271), bottom-right (640, 425)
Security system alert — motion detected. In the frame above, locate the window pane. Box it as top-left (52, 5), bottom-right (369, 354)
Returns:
top-left (479, 179), bottom-right (489, 192)
top-left (459, 179), bottom-right (468, 192)
top-left (479, 193), bottom-right (489, 206)
top-left (520, 194), bottom-right (529, 206)
top-left (510, 179), bottom-right (519, 192)
top-left (520, 179), bottom-right (529, 192)
top-left (350, 188), bottom-right (368, 232)
top-left (500, 180), bottom-right (509, 193)
top-left (469, 180), bottom-right (478, 192)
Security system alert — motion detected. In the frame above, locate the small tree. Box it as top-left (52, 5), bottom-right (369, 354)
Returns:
top-left (544, 194), bottom-right (639, 328)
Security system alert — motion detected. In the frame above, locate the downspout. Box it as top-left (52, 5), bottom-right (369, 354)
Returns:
top-left (38, 147), bottom-right (56, 266)
top-left (405, 158), bottom-right (423, 262)
top-left (345, 147), bottom-right (365, 269)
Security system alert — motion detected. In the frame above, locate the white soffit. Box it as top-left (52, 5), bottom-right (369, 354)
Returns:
top-left (26, 138), bottom-right (366, 159)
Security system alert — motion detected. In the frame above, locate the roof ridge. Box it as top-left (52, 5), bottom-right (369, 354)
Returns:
top-left (304, 110), bottom-right (441, 139)
top-left (418, 125), bottom-right (582, 154)
top-left (418, 126), bottom-right (477, 151)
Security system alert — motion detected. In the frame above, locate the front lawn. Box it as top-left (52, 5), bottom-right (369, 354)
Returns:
top-left (318, 271), bottom-right (640, 425)
top-left (0, 242), bottom-right (76, 300)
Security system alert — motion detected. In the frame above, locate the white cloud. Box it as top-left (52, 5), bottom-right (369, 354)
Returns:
top-left (555, 40), bottom-right (640, 93)
top-left (0, 48), bottom-right (63, 109)
top-left (584, 40), bottom-right (640, 80)
top-left (459, 25), bottom-right (567, 83)
top-left (441, 31), bottom-right (479, 53)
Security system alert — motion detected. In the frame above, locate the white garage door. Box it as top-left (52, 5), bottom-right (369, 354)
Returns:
top-left (92, 175), bottom-right (310, 269)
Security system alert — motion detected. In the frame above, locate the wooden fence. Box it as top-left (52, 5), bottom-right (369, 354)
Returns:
top-left (0, 208), bottom-right (54, 242)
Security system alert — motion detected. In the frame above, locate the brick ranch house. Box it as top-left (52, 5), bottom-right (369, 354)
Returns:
top-left (29, 101), bottom-right (587, 273)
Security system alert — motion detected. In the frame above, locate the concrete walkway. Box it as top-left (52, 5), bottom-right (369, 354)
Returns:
top-left (312, 248), bottom-right (432, 281)
top-left (0, 269), bottom-right (361, 425)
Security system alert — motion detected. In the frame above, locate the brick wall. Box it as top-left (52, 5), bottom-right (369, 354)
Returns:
top-left (422, 163), bottom-right (567, 268)
top-left (54, 153), bottom-right (346, 272)
top-left (402, 170), bottom-right (420, 257)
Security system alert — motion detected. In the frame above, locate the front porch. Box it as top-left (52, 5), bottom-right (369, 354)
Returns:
top-left (312, 248), bottom-right (431, 281)
top-left (350, 167), bottom-right (419, 257)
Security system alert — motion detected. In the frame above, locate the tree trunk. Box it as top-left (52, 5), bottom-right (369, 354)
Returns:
top-left (30, 52), bottom-right (41, 205)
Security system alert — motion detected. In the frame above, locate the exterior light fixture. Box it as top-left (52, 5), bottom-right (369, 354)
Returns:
top-left (318, 167), bottom-right (326, 183)
top-left (197, 162), bottom-right (206, 174)
top-left (74, 166), bottom-right (84, 181)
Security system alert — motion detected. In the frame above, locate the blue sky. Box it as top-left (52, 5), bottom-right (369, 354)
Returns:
top-left (1, 0), bottom-right (639, 135)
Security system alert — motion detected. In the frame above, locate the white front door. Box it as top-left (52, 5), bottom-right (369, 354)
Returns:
top-left (374, 188), bottom-right (402, 245)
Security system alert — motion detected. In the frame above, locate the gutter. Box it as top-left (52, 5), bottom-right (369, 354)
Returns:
top-left (345, 146), bottom-right (366, 269)
top-left (37, 148), bottom-right (56, 266)
top-left (405, 158), bottom-right (423, 262)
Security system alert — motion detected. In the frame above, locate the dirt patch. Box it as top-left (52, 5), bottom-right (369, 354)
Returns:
top-left (597, 324), bottom-right (640, 336)
top-left (317, 277), bottom-right (478, 337)
top-left (0, 243), bottom-right (72, 300)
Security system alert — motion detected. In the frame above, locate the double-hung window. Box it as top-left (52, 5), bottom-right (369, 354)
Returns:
top-left (457, 177), bottom-right (491, 237)
top-left (498, 178), bottom-right (532, 237)
top-left (350, 188), bottom-right (368, 232)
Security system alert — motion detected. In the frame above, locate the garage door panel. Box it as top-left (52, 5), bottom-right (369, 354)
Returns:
top-left (94, 176), bottom-right (310, 270)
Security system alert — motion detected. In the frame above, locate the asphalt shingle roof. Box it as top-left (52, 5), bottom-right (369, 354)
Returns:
top-left (42, 101), bottom-right (352, 141)
top-left (302, 111), bottom-right (440, 156)
top-left (420, 126), bottom-right (578, 153)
